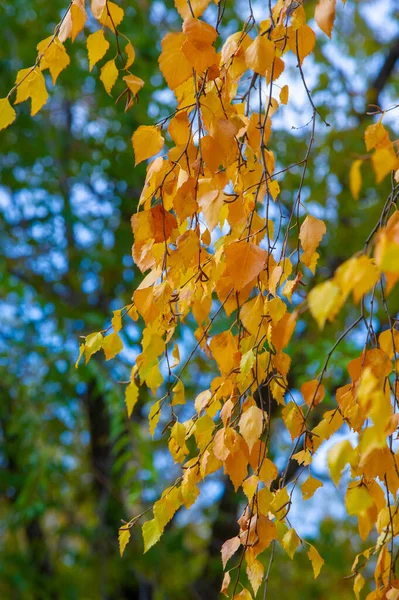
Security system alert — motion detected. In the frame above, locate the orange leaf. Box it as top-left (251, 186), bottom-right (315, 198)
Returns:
top-left (315, 0), bottom-right (336, 37)
top-left (301, 379), bottom-right (325, 407)
top-left (224, 241), bottom-right (267, 290)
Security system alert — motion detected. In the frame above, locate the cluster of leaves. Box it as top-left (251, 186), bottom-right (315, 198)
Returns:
top-left (0, 0), bottom-right (143, 130)
top-left (3, 0), bottom-right (399, 599)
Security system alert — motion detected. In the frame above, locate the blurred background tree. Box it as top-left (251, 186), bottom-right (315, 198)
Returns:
top-left (0, 0), bottom-right (398, 598)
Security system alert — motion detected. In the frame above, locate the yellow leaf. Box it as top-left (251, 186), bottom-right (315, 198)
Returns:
top-left (118, 527), bottom-right (130, 556)
top-left (111, 309), bottom-right (122, 333)
top-left (334, 255), bottom-right (380, 302)
top-left (282, 402), bottom-right (305, 440)
top-left (327, 439), bottom-right (353, 485)
top-left (289, 25), bottom-right (316, 65)
top-left (142, 518), bottom-right (161, 553)
top-left (100, 59), bottom-right (118, 95)
top-left (84, 331), bottom-right (103, 363)
top-left (124, 41), bottom-right (135, 69)
top-left (71, 3), bottom-right (87, 41)
top-left (172, 380), bottom-right (185, 405)
top-left (221, 536), bottom-right (241, 569)
top-left (132, 125), bottom-right (164, 166)
top-left (350, 159), bottom-right (362, 200)
top-left (99, 1), bottom-right (124, 31)
top-left (87, 29), bottom-right (110, 71)
top-left (307, 544), bottom-right (324, 578)
top-left (345, 484), bottom-right (373, 516)
top-left (292, 449), bottom-right (312, 466)
top-left (315, 0), bottom-right (336, 37)
top-left (0, 97), bottom-right (16, 131)
top-left (149, 400), bottom-right (161, 436)
top-left (154, 487), bottom-right (182, 531)
top-left (245, 36), bottom-right (275, 74)
top-left (102, 332), bottom-right (123, 360)
top-left (240, 349), bottom-right (255, 376)
top-left (282, 528), bottom-right (300, 559)
top-left (37, 37), bottom-right (70, 85)
top-left (224, 241), bottom-right (267, 291)
top-left (246, 559), bottom-right (264, 596)
top-left (258, 457), bottom-right (278, 486)
top-left (15, 67), bottom-right (49, 116)
top-left (372, 147), bottom-right (399, 183)
top-left (279, 84), bottom-right (289, 104)
top-left (301, 475), bottom-right (323, 500)
top-left (171, 344), bottom-right (180, 367)
top-left (299, 215), bottom-right (326, 273)
top-left (308, 280), bottom-right (342, 329)
top-left (159, 32), bottom-right (192, 91)
top-left (354, 573), bottom-right (365, 600)
top-left (125, 380), bottom-right (139, 417)
top-left (75, 343), bottom-right (85, 368)
top-left (379, 328), bottom-right (399, 359)
top-left (233, 589), bottom-right (253, 600)
top-left (242, 474), bottom-right (259, 501)
top-left (269, 179), bottom-right (280, 199)
top-left (364, 120), bottom-right (389, 152)
top-left (270, 487), bottom-right (289, 518)
top-left (239, 405), bottom-right (265, 452)
top-left (123, 74), bottom-right (145, 96)
top-left (174, 0), bottom-right (211, 18)
top-left (168, 421), bottom-right (189, 463)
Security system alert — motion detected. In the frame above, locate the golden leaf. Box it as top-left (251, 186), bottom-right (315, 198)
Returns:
top-left (125, 380), bottom-right (139, 417)
top-left (224, 241), bottom-right (267, 291)
top-left (132, 125), bottom-right (164, 165)
top-left (308, 280), bottom-right (342, 329)
top-left (118, 527), bottom-right (131, 557)
top-left (98, 1), bottom-right (124, 31)
top-left (299, 215), bottom-right (326, 273)
top-left (315, 0), bottom-right (337, 37)
top-left (301, 379), bottom-right (324, 407)
top-left (289, 25), bottom-right (316, 65)
top-left (123, 74), bottom-right (145, 96)
top-left (142, 518), bottom-right (161, 553)
top-left (84, 331), bottom-right (103, 363)
top-left (279, 84), bottom-right (289, 104)
top-left (349, 159), bottom-right (362, 200)
top-left (246, 559), bottom-right (264, 596)
top-left (0, 97), bottom-right (16, 131)
top-left (124, 41), bottom-right (135, 69)
top-left (15, 67), bottom-right (49, 116)
top-left (282, 528), bottom-right (300, 559)
top-left (159, 32), bottom-right (192, 91)
top-left (301, 475), bottom-right (323, 500)
top-left (307, 544), bottom-right (324, 578)
top-left (87, 29), bottom-right (110, 71)
top-left (327, 439), bottom-right (353, 485)
top-left (245, 36), bottom-right (275, 75)
top-left (71, 3), bottom-right (87, 41)
top-left (174, 0), bottom-right (212, 19)
top-left (102, 332), bottom-right (123, 360)
top-left (100, 59), bottom-right (118, 95)
top-left (239, 405), bottom-right (265, 452)
top-left (37, 37), bottom-right (70, 85)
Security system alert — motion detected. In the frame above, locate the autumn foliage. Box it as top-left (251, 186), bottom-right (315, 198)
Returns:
top-left (2, 1), bottom-right (399, 598)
